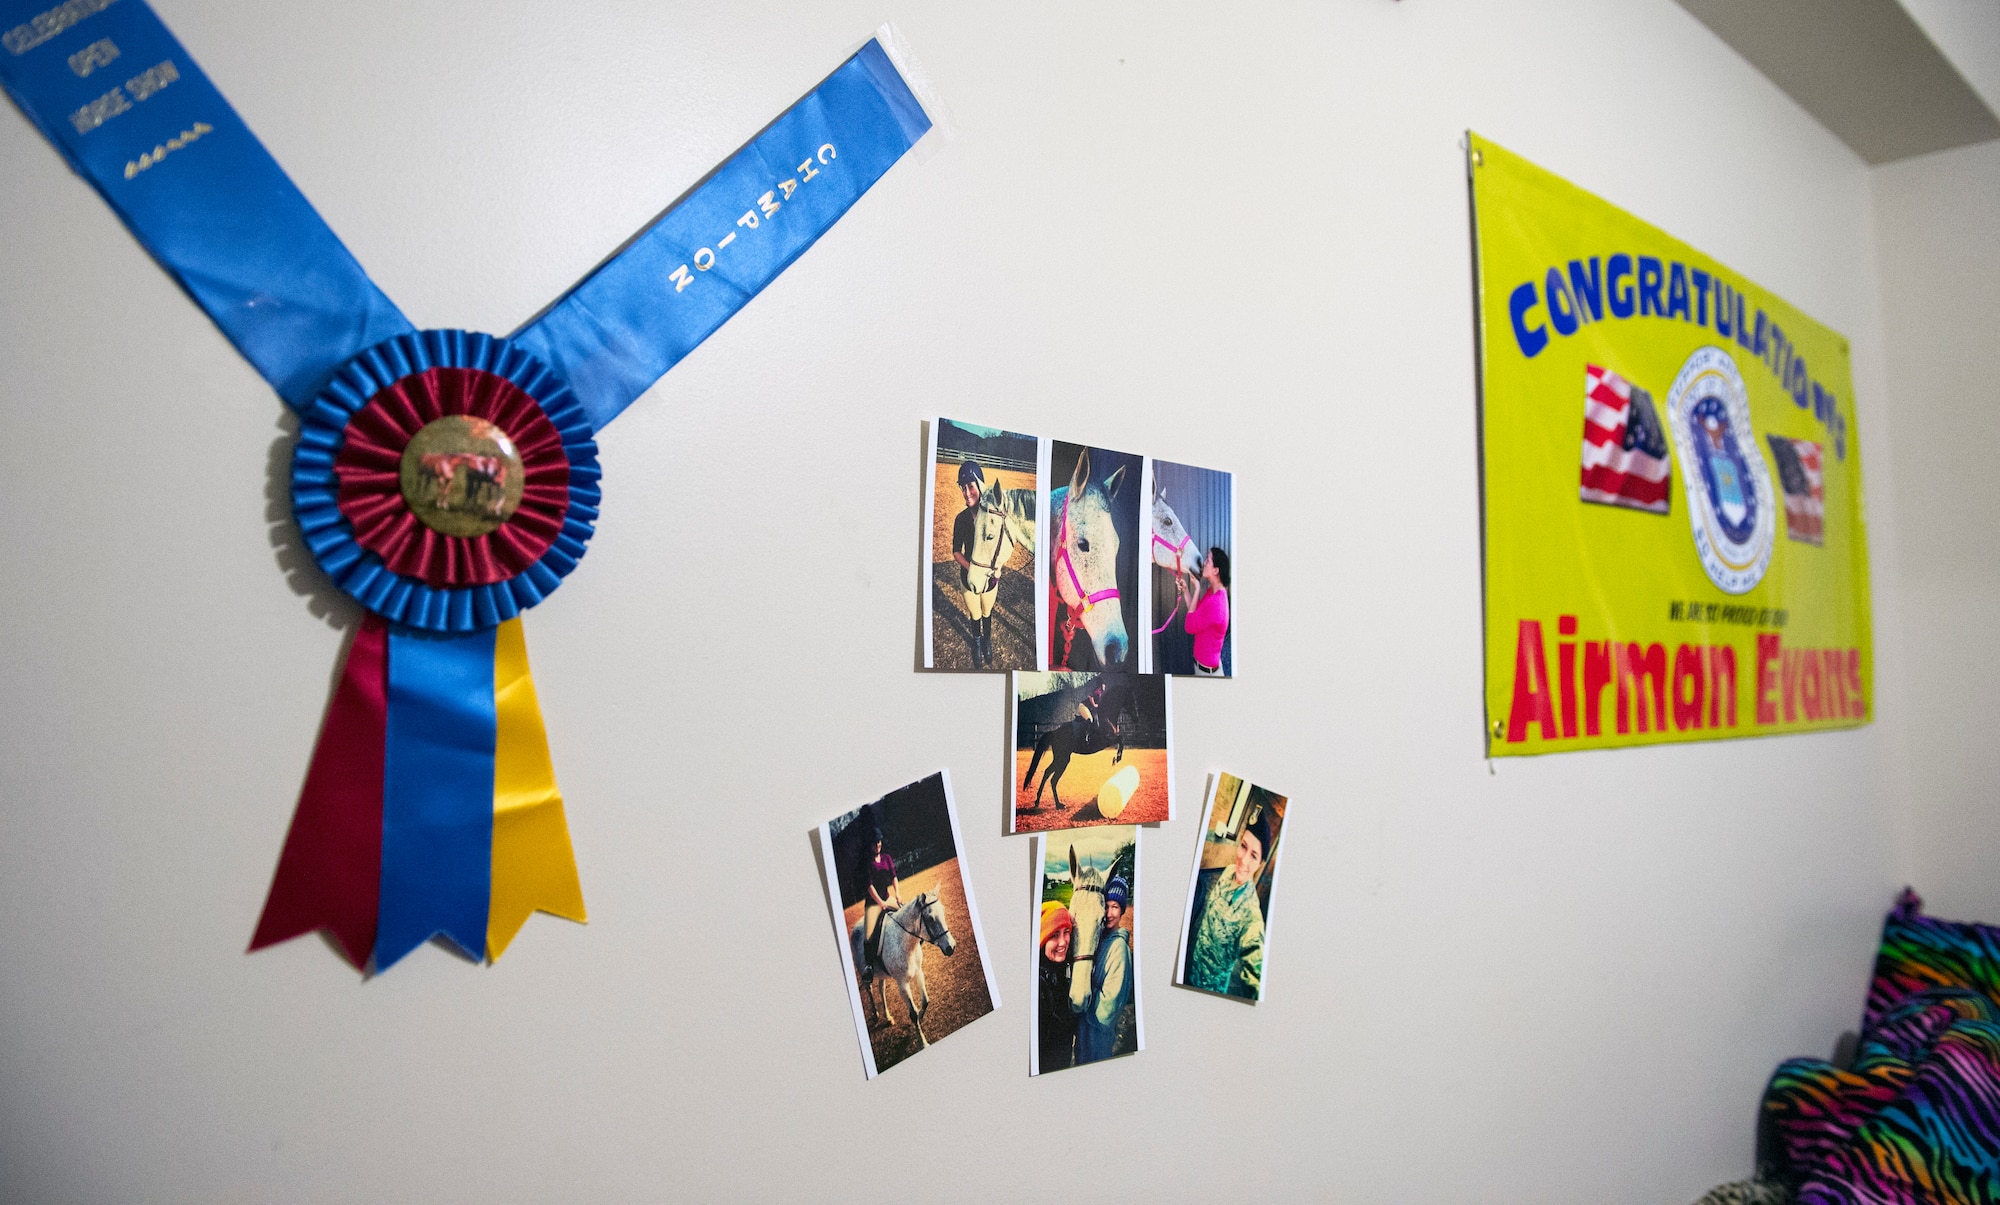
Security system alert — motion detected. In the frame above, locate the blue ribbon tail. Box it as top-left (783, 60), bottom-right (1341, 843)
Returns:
top-left (377, 627), bottom-right (497, 969)
top-left (0, 0), bottom-right (412, 405)
top-left (511, 38), bottom-right (931, 432)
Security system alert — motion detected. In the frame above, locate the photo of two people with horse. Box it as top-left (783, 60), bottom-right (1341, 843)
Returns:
top-left (1046, 441), bottom-right (1142, 672)
top-left (1032, 826), bottom-right (1141, 1075)
top-left (1011, 670), bottom-right (1172, 834)
top-left (1175, 773), bottom-right (1289, 1004)
top-left (1147, 459), bottom-right (1234, 677)
top-left (816, 772), bottom-right (998, 1079)
top-left (925, 419), bottom-right (1039, 672)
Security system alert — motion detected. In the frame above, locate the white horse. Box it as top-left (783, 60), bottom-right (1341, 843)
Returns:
top-left (964, 475), bottom-right (1037, 594)
top-left (958, 474), bottom-right (1035, 667)
top-left (1064, 846), bottom-right (1109, 1017)
top-left (1050, 449), bottom-right (1130, 668)
top-left (1150, 488), bottom-right (1201, 576)
top-left (1149, 489), bottom-right (1201, 636)
top-left (850, 891), bottom-right (957, 1045)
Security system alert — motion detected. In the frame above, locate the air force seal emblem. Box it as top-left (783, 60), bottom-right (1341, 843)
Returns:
top-left (1668, 347), bottom-right (1775, 594)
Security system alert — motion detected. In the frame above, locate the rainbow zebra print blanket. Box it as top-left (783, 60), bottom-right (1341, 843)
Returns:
top-left (1762, 890), bottom-right (2000, 1203)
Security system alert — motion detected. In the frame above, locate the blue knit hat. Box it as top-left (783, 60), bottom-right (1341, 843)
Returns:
top-left (1105, 876), bottom-right (1130, 908)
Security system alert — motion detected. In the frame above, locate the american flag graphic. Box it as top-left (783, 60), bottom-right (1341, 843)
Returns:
top-left (1765, 434), bottom-right (1825, 545)
top-left (1581, 364), bottom-right (1671, 513)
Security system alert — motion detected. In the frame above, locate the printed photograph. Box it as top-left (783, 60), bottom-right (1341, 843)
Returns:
top-left (1046, 441), bottom-right (1141, 671)
top-left (1147, 459), bottom-right (1235, 677)
top-left (925, 419), bottom-right (1040, 671)
top-left (1175, 773), bottom-right (1290, 1004)
top-left (1032, 825), bottom-right (1142, 1075)
top-left (1011, 670), bottom-right (1172, 834)
top-left (815, 771), bottom-right (999, 1078)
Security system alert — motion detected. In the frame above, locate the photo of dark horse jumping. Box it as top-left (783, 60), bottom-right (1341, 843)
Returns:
top-left (1011, 670), bottom-right (1172, 833)
top-left (1023, 676), bottom-right (1135, 810)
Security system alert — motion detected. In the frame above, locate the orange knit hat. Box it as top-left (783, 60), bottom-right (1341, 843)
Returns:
top-left (1039, 901), bottom-right (1073, 947)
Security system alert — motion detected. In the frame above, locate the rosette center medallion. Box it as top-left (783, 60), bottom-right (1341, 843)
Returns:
top-left (399, 416), bottom-right (527, 537)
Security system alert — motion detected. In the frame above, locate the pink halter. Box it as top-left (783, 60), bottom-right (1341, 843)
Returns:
top-left (1152, 528), bottom-right (1192, 568)
top-left (1054, 491), bottom-right (1120, 614)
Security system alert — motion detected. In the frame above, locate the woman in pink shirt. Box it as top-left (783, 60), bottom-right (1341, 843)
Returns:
top-left (1176, 546), bottom-right (1230, 676)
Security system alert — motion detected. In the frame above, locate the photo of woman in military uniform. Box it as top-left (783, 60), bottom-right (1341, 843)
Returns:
top-left (1175, 773), bottom-right (1290, 1004)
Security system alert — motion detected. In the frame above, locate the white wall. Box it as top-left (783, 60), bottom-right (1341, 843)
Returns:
top-left (0, 2), bottom-right (1918, 1201)
top-left (1872, 139), bottom-right (2000, 923)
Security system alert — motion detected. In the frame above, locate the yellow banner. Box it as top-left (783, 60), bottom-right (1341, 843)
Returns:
top-left (1472, 133), bottom-right (1871, 756)
top-left (488, 617), bottom-right (587, 959)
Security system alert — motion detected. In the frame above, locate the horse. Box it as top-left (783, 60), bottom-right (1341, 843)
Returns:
top-left (958, 473), bottom-right (1036, 666)
top-left (417, 452), bottom-right (507, 516)
top-left (1050, 449), bottom-right (1130, 668)
top-left (1149, 488), bottom-right (1200, 636)
top-left (850, 890), bottom-right (957, 1046)
top-left (1063, 846), bottom-right (1109, 1020)
top-left (964, 474), bottom-right (1036, 593)
top-left (1022, 676), bottom-right (1136, 811)
top-left (1150, 488), bottom-right (1201, 576)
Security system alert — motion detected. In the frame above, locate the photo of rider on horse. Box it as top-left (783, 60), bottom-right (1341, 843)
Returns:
top-left (926, 419), bottom-right (1038, 672)
top-left (1012, 670), bottom-right (1172, 834)
top-left (817, 773), bottom-right (998, 1079)
top-left (1047, 441), bottom-right (1141, 672)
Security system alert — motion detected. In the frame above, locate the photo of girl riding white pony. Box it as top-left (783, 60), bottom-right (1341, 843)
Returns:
top-left (1046, 441), bottom-right (1141, 672)
top-left (925, 419), bottom-right (1039, 672)
top-left (815, 772), bottom-right (998, 1079)
top-left (1031, 826), bottom-right (1142, 1075)
top-left (1147, 459), bottom-right (1234, 677)
top-left (1011, 670), bottom-right (1172, 834)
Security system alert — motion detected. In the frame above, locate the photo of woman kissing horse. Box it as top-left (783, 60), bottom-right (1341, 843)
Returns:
top-left (1147, 458), bottom-right (1234, 677)
top-left (925, 419), bottom-right (1040, 672)
top-left (1045, 441), bottom-right (1142, 672)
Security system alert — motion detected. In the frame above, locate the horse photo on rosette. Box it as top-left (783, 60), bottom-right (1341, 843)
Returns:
top-left (1146, 459), bottom-right (1235, 677)
top-left (1032, 825), bottom-right (1142, 1076)
top-left (1010, 670), bottom-right (1172, 834)
top-left (1044, 440), bottom-right (1141, 672)
top-left (1175, 773), bottom-right (1290, 1004)
top-left (815, 771), bottom-right (999, 1079)
top-left (924, 419), bottom-right (1041, 672)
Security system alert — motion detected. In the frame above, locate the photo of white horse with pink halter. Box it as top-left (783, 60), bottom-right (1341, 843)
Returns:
top-left (1144, 459), bottom-right (1235, 677)
top-left (1043, 441), bottom-right (1143, 672)
top-left (814, 771), bottom-right (1000, 1080)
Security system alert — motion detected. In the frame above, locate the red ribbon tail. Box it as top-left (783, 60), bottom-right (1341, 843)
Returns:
top-left (249, 615), bottom-right (388, 970)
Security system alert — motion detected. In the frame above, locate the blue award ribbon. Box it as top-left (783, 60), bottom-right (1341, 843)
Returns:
top-left (512, 39), bottom-right (931, 431)
top-left (4, 3), bottom-right (936, 973)
top-left (378, 627), bottom-right (497, 969)
top-left (0, 0), bottom-right (410, 406)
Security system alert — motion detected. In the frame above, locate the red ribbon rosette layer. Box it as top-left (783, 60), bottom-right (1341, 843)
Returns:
top-left (334, 368), bottom-right (567, 588)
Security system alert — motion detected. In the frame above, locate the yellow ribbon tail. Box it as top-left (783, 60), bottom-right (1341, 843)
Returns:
top-left (488, 617), bottom-right (586, 961)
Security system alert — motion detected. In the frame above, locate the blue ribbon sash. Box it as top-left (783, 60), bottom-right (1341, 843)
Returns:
top-left (0, 0), bottom-right (411, 405)
top-left (4, 2), bottom-right (936, 971)
top-left (513, 40), bottom-right (931, 431)
top-left (378, 627), bottom-right (497, 969)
